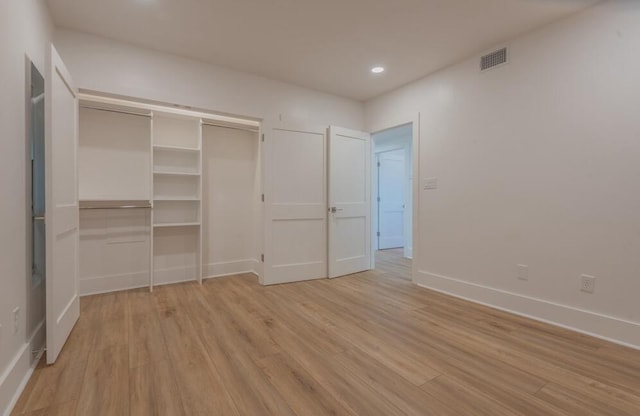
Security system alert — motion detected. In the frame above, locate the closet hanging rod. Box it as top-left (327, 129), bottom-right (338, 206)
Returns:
top-left (80, 105), bottom-right (152, 118)
top-left (80, 205), bottom-right (152, 210)
top-left (201, 121), bottom-right (259, 133)
top-left (79, 200), bottom-right (152, 210)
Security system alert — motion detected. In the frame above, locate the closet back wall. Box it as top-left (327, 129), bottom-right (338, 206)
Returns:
top-left (79, 108), bottom-right (150, 200)
top-left (202, 125), bottom-right (260, 278)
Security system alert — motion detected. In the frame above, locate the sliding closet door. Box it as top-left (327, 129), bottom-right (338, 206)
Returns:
top-left (262, 123), bottom-right (327, 285)
top-left (45, 44), bottom-right (80, 364)
top-left (328, 127), bottom-right (372, 278)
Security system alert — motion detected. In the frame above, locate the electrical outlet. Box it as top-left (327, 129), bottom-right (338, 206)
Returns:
top-left (517, 264), bottom-right (529, 281)
top-left (580, 275), bottom-right (596, 294)
top-left (12, 307), bottom-right (20, 334)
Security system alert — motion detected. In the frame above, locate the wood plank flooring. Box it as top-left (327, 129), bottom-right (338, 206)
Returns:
top-left (375, 248), bottom-right (412, 280)
top-left (12, 251), bottom-right (640, 415)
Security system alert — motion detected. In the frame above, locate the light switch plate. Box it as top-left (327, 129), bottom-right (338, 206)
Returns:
top-left (423, 177), bottom-right (438, 190)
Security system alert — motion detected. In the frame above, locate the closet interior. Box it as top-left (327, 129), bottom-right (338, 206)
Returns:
top-left (78, 96), bottom-right (260, 295)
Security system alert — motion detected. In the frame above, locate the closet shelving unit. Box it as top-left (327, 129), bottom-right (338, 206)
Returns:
top-left (78, 93), bottom-right (261, 295)
top-left (150, 113), bottom-right (203, 288)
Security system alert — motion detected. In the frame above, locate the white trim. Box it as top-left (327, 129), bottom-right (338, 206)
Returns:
top-left (415, 270), bottom-right (640, 350)
top-left (152, 266), bottom-right (199, 286)
top-left (202, 259), bottom-right (259, 279)
top-left (405, 246), bottom-right (413, 259)
top-left (78, 92), bottom-right (260, 129)
top-left (1, 321), bottom-right (45, 416)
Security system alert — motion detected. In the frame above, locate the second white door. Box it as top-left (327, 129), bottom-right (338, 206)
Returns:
top-left (328, 127), bottom-right (371, 278)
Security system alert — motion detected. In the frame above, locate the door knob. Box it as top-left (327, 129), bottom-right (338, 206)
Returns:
top-left (329, 207), bottom-right (344, 213)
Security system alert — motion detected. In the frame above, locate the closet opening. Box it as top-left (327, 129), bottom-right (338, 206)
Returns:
top-left (201, 123), bottom-right (261, 281)
top-left (76, 92), bottom-right (261, 295)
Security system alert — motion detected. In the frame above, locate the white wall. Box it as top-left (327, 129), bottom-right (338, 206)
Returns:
top-left (365, 0), bottom-right (640, 348)
top-left (0, 0), bottom-right (53, 414)
top-left (53, 29), bottom-right (364, 130)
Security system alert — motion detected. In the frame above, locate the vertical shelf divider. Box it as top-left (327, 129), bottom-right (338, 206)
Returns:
top-left (151, 113), bottom-right (202, 286)
top-left (149, 112), bottom-right (155, 292)
top-left (198, 119), bottom-right (204, 285)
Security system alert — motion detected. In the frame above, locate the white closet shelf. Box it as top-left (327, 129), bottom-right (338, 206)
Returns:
top-left (153, 144), bottom-right (200, 152)
top-left (153, 197), bottom-right (200, 201)
top-left (153, 171), bottom-right (201, 176)
top-left (153, 222), bottom-right (200, 228)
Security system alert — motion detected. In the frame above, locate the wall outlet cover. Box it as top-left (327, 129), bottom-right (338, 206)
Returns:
top-left (517, 264), bottom-right (529, 281)
top-left (580, 274), bottom-right (596, 294)
top-left (12, 306), bottom-right (20, 334)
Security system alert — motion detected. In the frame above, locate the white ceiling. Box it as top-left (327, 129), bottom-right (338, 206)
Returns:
top-left (45, 0), bottom-right (598, 101)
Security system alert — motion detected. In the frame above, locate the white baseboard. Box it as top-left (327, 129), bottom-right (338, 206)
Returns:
top-left (153, 266), bottom-right (198, 286)
top-left (80, 271), bottom-right (150, 296)
top-left (415, 270), bottom-right (640, 350)
top-left (79, 260), bottom-right (262, 295)
top-left (1, 320), bottom-right (46, 416)
top-left (203, 259), bottom-right (259, 280)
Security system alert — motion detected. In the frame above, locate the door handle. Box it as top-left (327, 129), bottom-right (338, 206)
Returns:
top-left (329, 207), bottom-right (344, 213)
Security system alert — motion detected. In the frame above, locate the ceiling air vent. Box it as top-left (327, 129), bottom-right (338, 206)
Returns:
top-left (480, 47), bottom-right (508, 71)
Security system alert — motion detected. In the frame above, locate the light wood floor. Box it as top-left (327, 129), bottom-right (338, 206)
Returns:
top-left (375, 248), bottom-right (412, 280)
top-left (13, 258), bottom-right (640, 415)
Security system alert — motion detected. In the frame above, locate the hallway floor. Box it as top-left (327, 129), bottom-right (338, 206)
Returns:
top-left (375, 248), bottom-right (411, 280)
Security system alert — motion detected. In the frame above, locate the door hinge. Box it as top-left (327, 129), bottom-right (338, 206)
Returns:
top-left (261, 194), bottom-right (264, 202)
top-left (377, 161), bottom-right (381, 167)
top-left (377, 196), bottom-right (380, 202)
top-left (377, 231), bottom-right (381, 237)
top-left (261, 254), bottom-right (264, 262)
top-left (261, 133), bottom-right (265, 142)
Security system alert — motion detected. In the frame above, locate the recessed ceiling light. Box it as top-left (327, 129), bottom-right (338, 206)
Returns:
top-left (371, 66), bottom-right (385, 74)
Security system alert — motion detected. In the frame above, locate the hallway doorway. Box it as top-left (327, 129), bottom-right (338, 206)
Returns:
top-left (372, 123), bottom-right (413, 260)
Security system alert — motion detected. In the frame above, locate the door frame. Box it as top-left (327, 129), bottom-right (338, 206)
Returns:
top-left (369, 114), bottom-right (420, 281)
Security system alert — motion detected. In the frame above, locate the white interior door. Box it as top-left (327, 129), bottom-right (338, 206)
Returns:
top-left (262, 123), bottom-right (327, 285)
top-left (378, 149), bottom-right (405, 250)
top-left (328, 127), bottom-right (371, 278)
top-left (45, 44), bottom-right (80, 364)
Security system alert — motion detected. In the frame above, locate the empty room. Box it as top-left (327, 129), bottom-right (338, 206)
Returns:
top-left (2, 0), bottom-right (640, 415)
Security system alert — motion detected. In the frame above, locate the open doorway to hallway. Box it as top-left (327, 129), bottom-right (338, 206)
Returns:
top-left (372, 123), bottom-right (413, 280)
